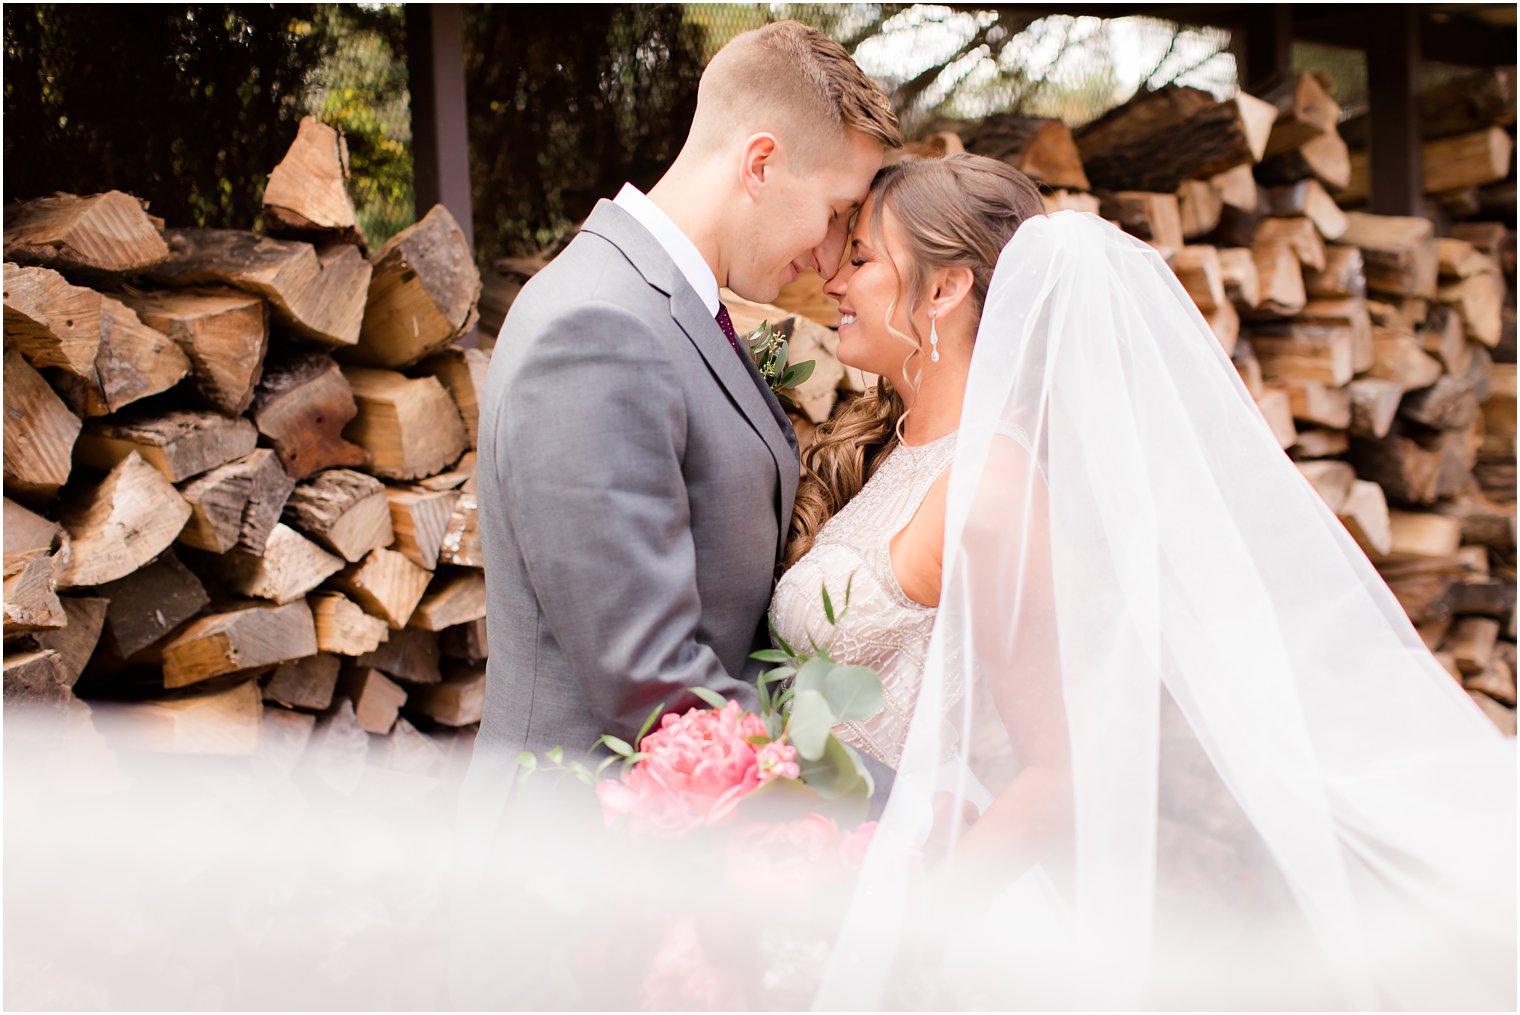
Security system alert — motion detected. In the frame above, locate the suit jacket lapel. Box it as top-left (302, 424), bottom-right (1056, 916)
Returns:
top-left (582, 201), bottom-right (800, 559)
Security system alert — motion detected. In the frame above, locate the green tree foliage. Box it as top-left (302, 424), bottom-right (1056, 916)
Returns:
top-left (4, 4), bottom-right (331, 229)
top-left (462, 3), bottom-right (706, 259)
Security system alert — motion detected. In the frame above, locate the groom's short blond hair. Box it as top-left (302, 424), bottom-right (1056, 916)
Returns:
top-left (690, 21), bottom-right (901, 164)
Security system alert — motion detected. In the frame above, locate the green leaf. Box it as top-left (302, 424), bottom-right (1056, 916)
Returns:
top-left (799, 734), bottom-right (874, 800)
top-left (546, 746), bottom-right (564, 766)
top-left (789, 688), bottom-right (835, 761)
top-left (768, 618), bottom-right (797, 659)
top-left (745, 734), bottom-right (771, 746)
top-left (566, 760), bottom-right (594, 785)
top-left (594, 756), bottom-right (619, 777)
top-left (787, 359), bottom-right (816, 386)
top-left (686, 686), bottom-right (729, 710)
top-left (750, 648), bottom-right (792, 664)
top-left (822, 665), bottom-right (885, 722)
top-left (634, 702), bottom-right (665, 748)
top-left (516, 751), bottom-right (538, 772)
top-left (821, 583), bottom-right (836, 625)
top-left (844, 572), bottom-right (855, 610)
top-left (760, 666), bottom-right (796, 685)
top-left (599, 734), bottom-right (634, 758)
top-left (793, 656), bottom-right (835, 697)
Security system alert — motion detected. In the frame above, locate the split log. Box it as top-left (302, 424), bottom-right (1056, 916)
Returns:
top-left (1432, 488), bottom-right (1517, 555)
top-left (160, 600), bottom-right (318, 689)
top-left (248, 350), bottom-right (369, 480)
top-left (1262, 180), bottom-right (1348, 241)
top-left (57, 453), bottom-right (191, 588)
top-left (1282, 380), bottom-right (1351, 429)
top-left (341, 666), bottom-right (407, 735)
top-left (420, 346), bottom-right (490, 449)
top-left (30, 596), bottom-right (108, 686)
top-left (1255, 387), bottom-right (1298, 449)
top-left (221, 521), bottom-right (345, 605)
top-left (283, 468), bottom-right (393, 562)
top-left (1210, 164), bottom-right (1257, 212)
top-left (1399, 376), bottom-right (1479, 431)
top-left (1076, 86), bottom-right (1276, 193)
top-left (147, 229), bottom-right (371, 348)
top-left (439, 486), bottom-right (481, 568)
top-left (1296, 459), bottom-right (1356, 513)
top-left (1437, 271), bottom-right (1503, 347)
top-left (1250, 322), bottom-right (1354, 385)
top-left (4, 550), bottom-right (65, 638)
top-left (778, 313), bottom-right (845, 425)
top-left (1255, 130), bottom-right (1351, 191)
top-left (261, 115), bottom-right (361, 243)
top-left (1291, 429), bottom-right (1350, 459)
top-left (1303, 245), bottom-right (1366, 299)
top-left (1347, 378), bottom-right (1405, 439)
top-left (386, 486), bottom-right (459, 571)
top-left (96, 550), bottom-right (209, 657)
top-left (1345, 128), bottom-right (1515, 201)
top-left (1369, 327), bottom-right (1443, 391)
top-left (356, 627), bottom-right (442, 685)
top-left (1172, 246), bottom-right (1225, 310)
top-left (1254, 218), bottom-right (1326, 272)
top-left (1420, 305), bottom-right (1471, 375)
top-left (408, 570), bottom-right (486, 631)
top-left (99, 679), bottom-right (263, 755)
top-left (1097, 192), bottom-right (1183, 254)
top-left (773, 268), bottom-right (841, 327)
top-left (441, 617), bottom-right (488, 664)
top-left (3, 348), bottom-right (81, 500)
top-left (1465, 344), bottom-right (1494, 403)
top-left (379, 716), bottom-right (450, 777)
top-left (117, 287), bottom-right (268, 414)
top-left (1438, 238), bottom-right (1498, 280)
top-left (3, 265), bottom-right (190, 416)
top-left (1470, 691), bottom-right (1517, 735)
top-left (1338, 479), bottom-right (1392, 558)
top-left (74, 409), bottom-right (258, 484)
top-left (1348, 433), bottom-right (1441, 505)
top-left (1467, 657), bottom-right (1517, 708)
top-left (3, 190), bottom-right (169, 274)
top-left (1368, 296), bottom-right (1431, 331)
top-left (1299, 298), bottom-right (1373, 372)
top-left (333, 547), bottom-right (432, 629)
top-left (1231, 338), bottom-right (1265, 399)
top-left (311, 591), bottom-right (390, 656)
top-left (176, 449), bottom-right (294, 555)
top-left (348, 206), bottom-right (480, 368)
top-left (415, 451), bottom-right (475, 492)
top-left (1217, 247), bottom-right (1260, 309)
top-left (4, 497), bottom-right (62, 557)
top-left (955, 114), bottom-right (1090, 190)
top-left (1430, 422), bottom-right (1482, 501)
top-left (256, 706), bottom-right (317, 775)
top-left (1249, 241), bottom-right (1306, 316)
top-left (4, 648), bottom-right (74, 706)
top-left (1260, 72), bottom-right (1340, 158)
top-left (263, 654), bottom-right (340, 711)
top-left (1202, 300), bottom-right (1240, 354)
top-left (1450, 617), bottom-right (1501, 675)
top-left (1343, 68), bottom-right (1516, 146)
top-left (300, 698), bottom-right (369, 794)
top-left (1481, 363), bottom-right (1516, 456)
top-left (1385, 511), bottom-right (1464, 562)
top-left (1339, 213), bottom-right (1439, 298)
top-left (1448, 222), bottom-right (1510, 263)
top-left (1177, 180), bottom-right (1223, 239)
top-left (341, 366), bottom-right (468, 481)
top-left (408, 665), bottom-right (485, 727)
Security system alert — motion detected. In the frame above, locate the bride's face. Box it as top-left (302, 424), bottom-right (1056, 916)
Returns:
top-left (824, 196), bottom-right (920, 381)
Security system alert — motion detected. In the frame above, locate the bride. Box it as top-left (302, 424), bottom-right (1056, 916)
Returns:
top-left (771, 153), bottom-right (1517, 1010)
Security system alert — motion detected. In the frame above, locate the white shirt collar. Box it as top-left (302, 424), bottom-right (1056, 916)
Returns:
top-left (612, 183), bottom-right (720, 316)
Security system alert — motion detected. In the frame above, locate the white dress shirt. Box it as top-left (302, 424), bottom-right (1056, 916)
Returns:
top-left (612, 183), bottom-right (720, 316)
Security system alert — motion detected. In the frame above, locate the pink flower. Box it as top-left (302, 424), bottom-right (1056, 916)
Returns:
top-left (755, 740), bottom-right (801, 783)
top-left (839, 820), bottom-right (878, 867)
top-left (601, 701), bottom-right (771, 833)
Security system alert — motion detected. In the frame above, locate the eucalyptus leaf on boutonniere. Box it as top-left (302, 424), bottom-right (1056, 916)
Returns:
top-left (745, 319), bottom-right (815, 408)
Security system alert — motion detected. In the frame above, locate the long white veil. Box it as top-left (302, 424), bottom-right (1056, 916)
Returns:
top-left (817, 210), bottom-right (1516, 1010)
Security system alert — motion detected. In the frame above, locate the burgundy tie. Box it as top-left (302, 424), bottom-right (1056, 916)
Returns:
top-left (714, 304), bottom-right (745, 360)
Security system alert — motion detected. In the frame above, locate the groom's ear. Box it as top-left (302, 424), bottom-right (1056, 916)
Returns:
top-left (739, 132), bottom-right (780, 198)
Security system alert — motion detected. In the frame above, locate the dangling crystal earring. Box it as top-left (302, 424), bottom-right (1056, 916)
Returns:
top-left (929, 309), bottom-right (940, 363)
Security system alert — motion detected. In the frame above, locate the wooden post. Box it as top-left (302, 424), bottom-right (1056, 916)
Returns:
top-left (1366, 6), bottom-right (1422, 216)
top-left (1242, 6), bottom-right (1293, 93)
top-left (406, 4), bottom-right (477, 348)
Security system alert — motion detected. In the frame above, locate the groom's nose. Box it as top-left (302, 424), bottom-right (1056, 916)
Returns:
top-left (812, 219), bottom-right (849, 278)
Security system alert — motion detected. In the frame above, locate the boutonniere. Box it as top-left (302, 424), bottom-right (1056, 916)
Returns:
top-left (744, 320), bottom-right (815, 408)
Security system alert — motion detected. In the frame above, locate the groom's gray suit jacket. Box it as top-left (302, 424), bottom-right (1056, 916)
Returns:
top-left (469, 200), bottom-right (800, 790)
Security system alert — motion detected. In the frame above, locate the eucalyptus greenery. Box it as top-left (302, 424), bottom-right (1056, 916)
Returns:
top-left (745, 319), bottom-right (816, 407)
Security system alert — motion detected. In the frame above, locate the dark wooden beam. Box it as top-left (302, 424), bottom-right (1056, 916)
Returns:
top-left (1240, 5), bottom-right (1293, 92)
top-left (405, 3), bottom-right (476, 345)
top-left (1366, 5), bottom-right (1423, 216)
top-left (1292, 5), bottom-right (1514, 67)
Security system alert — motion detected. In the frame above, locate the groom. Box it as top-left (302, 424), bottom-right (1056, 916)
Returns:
top-left (467, 22), bottom-right (900, 799)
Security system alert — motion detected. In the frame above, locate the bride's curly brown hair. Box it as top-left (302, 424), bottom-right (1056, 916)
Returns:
top-left (781, 154), bottom-right (1046, 572)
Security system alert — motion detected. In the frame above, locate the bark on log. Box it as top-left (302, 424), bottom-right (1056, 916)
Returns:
top-left (4, 550), bottom-right (65, 638)
top-left (1400, 376), bottom-right (1479, 431)
top-left (57, 452), bottom-right (191, 588)
top-left (249, 350), bottom-right (369, 480)
top-left (263, 653), bottom-right (340, 711)
top-left (440, 617), bottom-right (488, 664)
top-left (176, 449), bottom-right (294, 556)
top-left (31, 596), bottom-right (108, 687)
top-left (1349, 432), bottom-right (1442, 505)
top-left (283, 468), bottom-right (393, 563)
top-left (1345, 128), bottom-right (1515, 201)
top-left (356, 626), bottom-right (442, 685)
top-left (955, 114), bottom-right (1091, 190)
top-left (3, 191), bottom-right (169, 275)
top-left (75, 409), bottom-right (258, 484)
top-left (148, 229), bottom-right (371, 348)
top-left (261, 116), bottom-right (362, 243)
top-left (95, 550), bottom-right (209, 658)
top-left (160, 600), bottom-right (318, 689)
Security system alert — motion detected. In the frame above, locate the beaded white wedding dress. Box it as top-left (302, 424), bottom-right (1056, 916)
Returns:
top-left (769, 429), bottom-right (957, 770)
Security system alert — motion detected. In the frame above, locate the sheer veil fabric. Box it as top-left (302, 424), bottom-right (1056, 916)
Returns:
top-left (816, 211), bottom-right (1516, 1010)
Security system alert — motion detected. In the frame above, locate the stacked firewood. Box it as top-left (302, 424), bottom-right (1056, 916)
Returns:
top-left (730, 69), bottom-right (1519, 735)
top-left (3, 117), bottom-right (487, 782)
